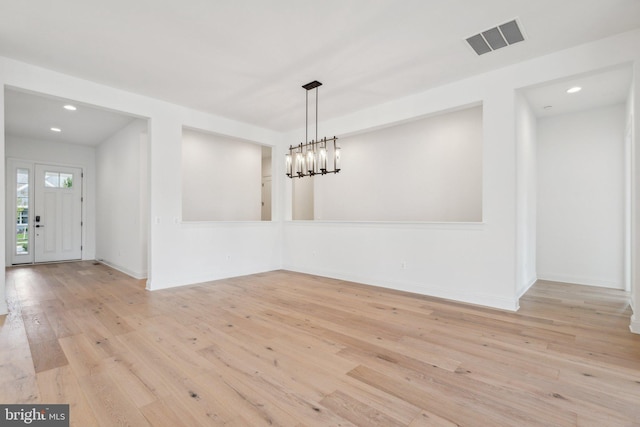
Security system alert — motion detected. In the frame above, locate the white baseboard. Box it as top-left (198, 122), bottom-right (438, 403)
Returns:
top-left (537, 273), bottom-right (622, 289)
top-left (282, 265), bottom-right (520, 312)
top-left (97, 259), bottom-right (146, 280)
top-left (145, 265), bottom-right (280, 292)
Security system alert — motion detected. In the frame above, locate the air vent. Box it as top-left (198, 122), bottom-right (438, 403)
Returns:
top-left (466, 19), bottom-right (525, 56)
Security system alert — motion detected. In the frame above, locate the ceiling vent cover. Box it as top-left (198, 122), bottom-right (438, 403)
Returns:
top-left (466, 19), bottom-right (525, 56)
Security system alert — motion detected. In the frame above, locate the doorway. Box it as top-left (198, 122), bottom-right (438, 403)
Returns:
top-left (536, 104), bottom-right (626, 290)
top-left (4, 87), bottom-right (150, 278)
top-left (520, 65), bottom-right (632, 298)
top-left (7, 160), bottom-right (83, 265)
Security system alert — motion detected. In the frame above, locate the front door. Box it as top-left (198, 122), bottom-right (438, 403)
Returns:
top-left (33, 164), bottom-right (83, 262)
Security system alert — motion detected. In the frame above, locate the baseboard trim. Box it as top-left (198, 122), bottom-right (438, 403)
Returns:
top-left (97, 259), bottom-right (146, 280)
top-left (145, 266), bottom-right (279, 292)
top-left (536, 273), bottom-right (622, 289)
top-left (282, 265), bottom-right (519, 312)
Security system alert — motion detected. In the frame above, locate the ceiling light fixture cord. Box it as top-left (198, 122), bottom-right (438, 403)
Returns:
top-left (304, 89), bottom-right (318, 149)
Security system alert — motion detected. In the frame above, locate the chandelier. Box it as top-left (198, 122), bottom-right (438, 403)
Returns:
top-left (286, 81), bottom-right (340, 178)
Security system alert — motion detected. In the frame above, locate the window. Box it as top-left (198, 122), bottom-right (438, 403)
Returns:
top-left (16, 168), bottom-right (29, 254)
top-left (45, 171), bottom-right (73, 188)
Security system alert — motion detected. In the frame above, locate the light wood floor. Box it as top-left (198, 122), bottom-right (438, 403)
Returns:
top-left (2, 262), bottom-right (640, 426)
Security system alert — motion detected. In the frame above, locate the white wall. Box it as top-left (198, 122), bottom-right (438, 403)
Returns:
top-left (292, 177), bottom-right (314, 220)
top-left (5, 135), bottom-right (96, 262)
top-left (537, 105), bottom-right (625, 289)
top-left (515, 93), bottom-right (538, 296)
top-left (313, 105), bottom-right (482, 222)
top-left (182, 128), bottom-right (262, 221)
top-left (630, 61), bottom-right (640, 333)
top-left (282, 30), bottom-right (640, 311)
top-left (284, 84), bottom-right (519, 310)
top-left (96, 119), bottom-right (148, 278)
top-left (0, 89), bottom-right (5, 315)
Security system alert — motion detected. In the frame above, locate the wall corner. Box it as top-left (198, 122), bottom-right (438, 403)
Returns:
top-left (630, 314), bottom-right (640, 334)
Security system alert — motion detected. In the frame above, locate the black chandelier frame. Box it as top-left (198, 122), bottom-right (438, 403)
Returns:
top-left (286, 81), bottom-right (340, 178)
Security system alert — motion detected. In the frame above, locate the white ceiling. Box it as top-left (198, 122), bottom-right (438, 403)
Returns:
top-left (1, 0), bottom-right (639, 137)
top-left (4, 88), bottom-right (136, 145)
top-left (523, 66), bottom-right (632, 118)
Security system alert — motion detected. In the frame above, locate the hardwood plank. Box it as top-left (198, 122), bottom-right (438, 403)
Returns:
top-left (0, 374), bottom-right (39, 404)
top-left (101, 349), bottom-right (173, 403)
top-left (140, 398), bottom-right (203, 427)
top-left (102, 356), bottom-right (158, 408)
top-left (29, 338), bottom-right (69, 373)
top-left (408, 410), bottom-right (460, 427)
top-left (58, 334), bottom-right (106, 378)
top-left (320, 390), bottom-right (405, 427)
top-left (45, 309), bottom-right (82, 339)
top-left (66, 308), bottom-right (126, 359)
top-left (196, 343), bottom-right (358, 426)
top-left (86, 300), bottom-right (134, 337)
top-left (19, 295), bottom-right (68, 375)
top-left (37, 365), bottom-right (99, 427)
top-left (22, 311), bottom-right (57, 344)
top-left (116, 331), bottom-right (247, 425)
top-left (77, 370), bottom-right (151, 427)
top-left (0, 312), bottom-right (32, 365)
top-left (335, 378), bottom-right (423, 425)
top-left (346, 349), bottom-right (579, 426)
top-left (348, 364), bottom-right (504, 426)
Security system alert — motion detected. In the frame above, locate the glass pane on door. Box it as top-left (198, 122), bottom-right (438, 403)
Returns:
top-left (60, 173), bottom-right (73, 188)
top-left (45, 171), bottom-right (74, 188)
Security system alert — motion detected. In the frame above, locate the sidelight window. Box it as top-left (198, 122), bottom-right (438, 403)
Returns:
top-left (16, 168), bottom-right (29, 254)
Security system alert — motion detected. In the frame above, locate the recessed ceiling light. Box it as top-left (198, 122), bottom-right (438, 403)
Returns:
top-left (63, 104), bottom-right (77, 111)
top-left (50, 127), bottom-right (61, 132)
top-left (566, 86), bottom-right (582, 94)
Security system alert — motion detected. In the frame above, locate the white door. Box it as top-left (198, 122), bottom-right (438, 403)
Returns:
top-left (34, 164), bottom-right (83, 262)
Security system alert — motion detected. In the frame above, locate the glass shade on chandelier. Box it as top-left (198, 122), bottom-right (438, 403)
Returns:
top-left (286, 80), bottom-right (341, 178)
top-left (285, 137), bottom-right (340, 178)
